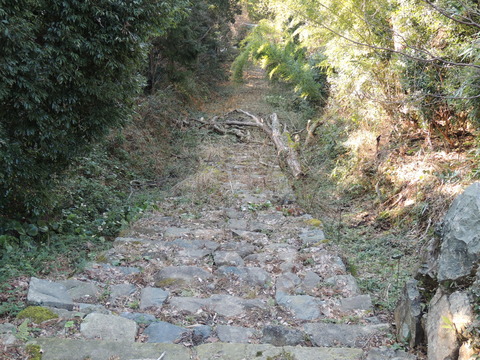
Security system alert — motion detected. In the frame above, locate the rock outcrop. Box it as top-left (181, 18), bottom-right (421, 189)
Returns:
top-left (396, 183), bottom-right (480, 359)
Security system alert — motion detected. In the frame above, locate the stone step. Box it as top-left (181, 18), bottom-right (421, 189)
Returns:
top-left (20, 302), bottom-right (389, 348)
top-left (28, 338), bottom-right (365, 360)
top-left (27, 276), bottom-right (375, 327)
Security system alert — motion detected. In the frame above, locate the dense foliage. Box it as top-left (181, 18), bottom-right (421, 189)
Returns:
top-left (239, 0), bottom-right (480, 134)
top-left (232, 19), bottom-right (329, 105)
top-left (0, 0), bottom-right (188, 218)
top-left (147, 0), bottom-right (241, 93)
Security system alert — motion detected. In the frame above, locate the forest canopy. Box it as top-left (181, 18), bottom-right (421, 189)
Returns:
top-left (237, 0), bottom-right (480, 134)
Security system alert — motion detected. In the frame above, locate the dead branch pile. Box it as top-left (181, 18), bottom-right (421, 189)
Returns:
top-left (184, 109), bottom-right (305, 179)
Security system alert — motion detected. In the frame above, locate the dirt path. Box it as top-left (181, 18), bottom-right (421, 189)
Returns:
top-left (14, 69), bottom-right (417, 360)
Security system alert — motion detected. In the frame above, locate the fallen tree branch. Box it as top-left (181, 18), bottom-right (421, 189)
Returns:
top-left (190, 109), bottom-right (305, 179)
top-left (234, 109), bottom-right (305, 179)
top-left (191, 116), bottom-right (248, 140)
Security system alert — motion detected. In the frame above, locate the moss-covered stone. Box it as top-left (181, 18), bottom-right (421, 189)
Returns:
top-left (26, 344), bottom-right (42, 360)
top-left (154, 278), bottom-right (184, 287)
top-left (17, 306), bottom-right (59, 323)
top-left (95, 254), bottom-right (109, 263)
top-left (305, 218), bottom-right (323, 228)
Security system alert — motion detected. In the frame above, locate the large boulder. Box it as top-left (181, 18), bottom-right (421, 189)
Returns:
top-left (437, 182), bottom-right (480, 283)
top-left (395, 184), bottom-right (480, 356)
top-left (426, 289), bottom-right (474, 360)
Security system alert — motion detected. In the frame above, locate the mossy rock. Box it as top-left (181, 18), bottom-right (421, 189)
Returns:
top-left (305, 218), bottom-right (323, 228)
top-left (26, 344), bottom-right (42, 360)
top-left (17, 306), bottom-right (59, 323)
top-left (95, 254), bottom-right (109, 263)
top-left (154, 278), bottom-right (184, 287)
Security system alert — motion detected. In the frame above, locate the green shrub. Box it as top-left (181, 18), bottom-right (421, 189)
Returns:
top-left (0, 0), bottom-right (188, 218)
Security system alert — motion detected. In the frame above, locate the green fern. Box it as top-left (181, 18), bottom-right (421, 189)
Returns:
top-left (232, 19), bottom-right (328, 105)
top-left (15, 319), bottom-right (30, 342)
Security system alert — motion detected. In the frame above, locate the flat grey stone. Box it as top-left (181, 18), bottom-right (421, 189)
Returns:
top-left (98, 264), bottom-right (141, 275)
top-left (244, 252), bottom-right (273, 264)
top-left (325, 275), bottom-right (360, 296)
top-left (169, 238), bottom-right (199, 249)
top-left (227, 219), bottom-right (248, 230)
top-left (232, 230), bottom-right (268, 245)
top-left (0, 333), bottom-right (16, 345)
top-left (77, 303), bottom-right (110, 315)
top-left (27, 277), bottom-right (74, 310)
top-left (262, 325), bottom-right (305, 346)
top-left (299, 229), bottom-right (326, 246)
top-left (339, 295), bottom-right (373, 312)
top-left (217, 266), bottom-right (271, 286)
top-left (277, 248), bottom-right (298, 262)
top-left (242, 267), bottom-right (271, 286)
top-left (302, 271), bottom-right (321, 291)
top-left (366, 346), bottom-right (417, 359)
top-left (170, 238), bottom-right (218, 250)
top-left (257, 212), bottom-right (286, 225)
top-left (225, 209), bottom-right (243, 219)
top-left (276, 293), bottom-right (324, 320)
top-left (276, 272), bottom-right (301, 293)
top-left (0, 323), bottom-right (16, 333)
top-left (195, 343), bottom-right (364, 360)
top-left (113, 237), bottom-right (150, 244)
top-left (140, 287), bottom-right (169, 309)
top-left (213, 295), bottom-right (265, 317)
top-left (110, 283), bottom-right (136, 301)
top-left (178, 248), bottom-right (210, 259)
top-left (264, 243), bottom-right (293, 251)
top-left (214, 251), bottom-right (245, 266)
top-left (249, 221), bottom-right (272, 232)
top-left (121, 312), bottom-right (157, 324)
top-left (220, 242), bottom-right (256, 257)
top-left (117, 266), bottom-right (141, 275)
top-left (154, 266), bottom-right (212, 286)
top-left (304, 323), bottom-right (389, 347)
top-left (169, 297), bottom-right (208, 314)
top-left (28, 338), bottom-right (191, 360)
top-left (0, 324), bottom-right (16, 345)
top-left (216, 325), bottom-right (255, 343)
top-left (46, 307), bottom-right (86, 319)
top-left (170, 295), bottom-right (265, 317)
top-left (191, 228), bottom-right (223, 239)
top-left (80, 313), bottom-right (137, 342)
top-left (144, 321), bottom-right (186, 343)
top-left (192, 325), bottom-right (212, 340)
top-left (142, 250), bottom-right (168, 261)
top-left (59, 280), bottom-right (100, 301)
top-left (164, 227), bottom-right (191, 238)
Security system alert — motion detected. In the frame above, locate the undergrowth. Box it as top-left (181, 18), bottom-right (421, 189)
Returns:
top-left (0, 88), bottom-right (208, 318)
top-left (294, 111), bottom-right (478, 312)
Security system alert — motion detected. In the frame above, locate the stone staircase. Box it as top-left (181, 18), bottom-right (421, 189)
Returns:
top-left (24, 138), bottom-right (415, 360)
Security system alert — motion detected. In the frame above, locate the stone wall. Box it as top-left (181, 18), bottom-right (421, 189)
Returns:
top-left (395, 183), bottom-right (480, 360)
